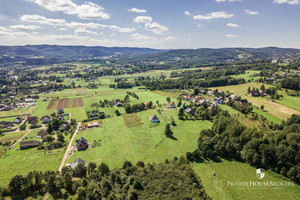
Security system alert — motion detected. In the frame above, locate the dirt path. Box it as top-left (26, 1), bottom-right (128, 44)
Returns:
top-left (58, 122), bottom-right (81, 172)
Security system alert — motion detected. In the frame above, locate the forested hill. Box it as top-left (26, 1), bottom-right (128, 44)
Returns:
top-left (0, 45), bottom-right (164, 59)
top-left (131, 47), bottom-right (300, 64)
top-left (1, 45), bottom-right (300, 64)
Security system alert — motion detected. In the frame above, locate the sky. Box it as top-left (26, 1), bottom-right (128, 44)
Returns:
top-left (0, 0), bottom-right (299, 49)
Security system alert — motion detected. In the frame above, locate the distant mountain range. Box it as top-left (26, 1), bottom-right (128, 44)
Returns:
top-left (0, 45), bottom-right (299, 62)
top-left (0, 45), bottom-right (165, 59)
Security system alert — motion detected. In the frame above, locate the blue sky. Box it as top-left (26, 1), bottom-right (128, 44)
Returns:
top-left (0, 0), bottom-right (299, 49)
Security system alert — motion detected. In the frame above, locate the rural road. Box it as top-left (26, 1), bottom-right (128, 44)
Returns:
top-left (58, 122), bottom-right (81, 172)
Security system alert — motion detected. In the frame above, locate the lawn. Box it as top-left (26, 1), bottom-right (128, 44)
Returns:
top-left (192, 159), bottom-right (300, 200)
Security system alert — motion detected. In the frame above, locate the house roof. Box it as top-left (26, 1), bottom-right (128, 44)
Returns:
top-left (149, 115), bottom-right (159, 121)
top-left (76, 137), bottom-right (87, 146)
top-left (71, 158), bottom-right (85, 169)
top-left (20, 140), bottom-right (38, 148)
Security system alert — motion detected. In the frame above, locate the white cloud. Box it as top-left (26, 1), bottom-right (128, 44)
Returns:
top-left (216, 0), bottom-right (242, 2)
top-left (226, 23), bottom-right (240, 28)
top-left (20, 15), bottom-right (135, 33)
top-left (128, 8), bottom-right (147, 13)
top-left (27, 0), bottom-right (109, 20)
top-left (133, 16), bottom-right (153, 23)
top-left (145, 22), bottom-right (168, 35)
top-left (273, 0), bottom-right (299, 4)
top-left (225, 34), bottom-right (238, 38)
top-left (193, 11), bottom-right (234, 20)
top-left (9, 25), bottom-right (41, 31)
top-left (21, 15), bottom-right (66, 26)
top-left (133, 16), bottom-right (168, 35)
top-left (245, 9), bottom-right (259, 15)
top-left (185, 11), bottom-right (191, 16)
top-left (131, 33), bottom-right (175, 46)
top-left (75, 28), bottom-right (98, 35)
top-left (58, 28), bottom-right (68, 31)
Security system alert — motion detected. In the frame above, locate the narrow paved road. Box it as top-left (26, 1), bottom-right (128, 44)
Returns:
top-left (58, 122), bottom-right (81, 172)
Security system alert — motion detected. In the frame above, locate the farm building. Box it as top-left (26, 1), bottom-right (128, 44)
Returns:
top-left (116, 102), bottom-right (123, 107)
top-left (14, 117), bottom-right (22, 124)
top-left (20, 140), bottom-right (38, 150)
top-left (76, 137), bottom-right (88, 151)
top-left (149, 115), bottom-right (160, 123)
top-left (206, 90), bottom-right (214, 96)
top-left (71, 158), bottom-right (85, 169)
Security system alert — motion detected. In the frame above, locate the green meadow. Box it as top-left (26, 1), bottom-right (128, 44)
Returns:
top-left (193, 159), bottom-right (300, 200)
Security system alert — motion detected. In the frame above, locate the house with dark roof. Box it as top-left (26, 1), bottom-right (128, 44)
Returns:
top-left (76, 137), bottom-right (88, 151)
top-left (42, 115), bottom-right (51, 124)
top-left (90, 110), bottom-right (98, 118)
top-left (27, 116), bottom-right (37, 125)
top-left (116, 102), bottom-right (123, 107)
top-left (20, 140), bottom-right (38, 150)
top-left (149, 115), bottom-right (160, 123)
top-left (37, 129), bottom-right (47, 137)
top-left (14, 117), bottom-right (22, 124)
top-left (71, 158), bottom-right (85, 169)
top-left (240, 99), bottom-right (249, 105)
top-left (57, 108), bottom-right (64, 114)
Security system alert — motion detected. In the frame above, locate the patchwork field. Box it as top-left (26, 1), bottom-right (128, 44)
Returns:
top-left (72, 98), bottom-right (84, 107)
top-left (46, 99), bottom-right (58, 110)
top-left (58, 99), bottom-right (69, 109)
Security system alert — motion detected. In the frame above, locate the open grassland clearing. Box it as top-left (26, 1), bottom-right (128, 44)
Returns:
top-left (252, 107), bottom-right (282, 124)
top-left (0, 131), bottom-right (27, 143)
top-left (211, 83), bottom-right (300, 120)
top-left (67, 109), bottom-right (212, 170)
top-left (192, 159), bottom-right (300, 200)
top-left (231, 70), bottom-right (260, 81)
top-left (0, 106), bottom-right (35, 118)
top-left (246, 96), bottom-right (300, 120)
top-left (276, 91), bottom-right (300, 111)
top-left (122, 113), bottom-right (144, 128)
top-left (0, 140), bottom-right (66, 187)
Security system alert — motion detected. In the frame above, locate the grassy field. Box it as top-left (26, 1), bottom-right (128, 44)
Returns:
top-left (0, 131), bottom-right (27, 143)
top-left (192, 159), bottom-right (300, 200)
top-left (231, 70), bottom-right (260, 81)
top-left (211, 83), bottom-right (300, 120)
top-left (0, 140), bottom-right (66, 187)
top-left (67, 109), bottom-right (213, 169)
top-left (0, 128), bottom-right (73, 187)
top-left (252, 107), bottom-right (282, 124)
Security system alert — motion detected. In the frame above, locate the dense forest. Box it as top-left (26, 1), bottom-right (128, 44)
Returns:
top-left (188, 112), bottom-right (300, 183)
top-left (0, 159), bottom-right (210, 200)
